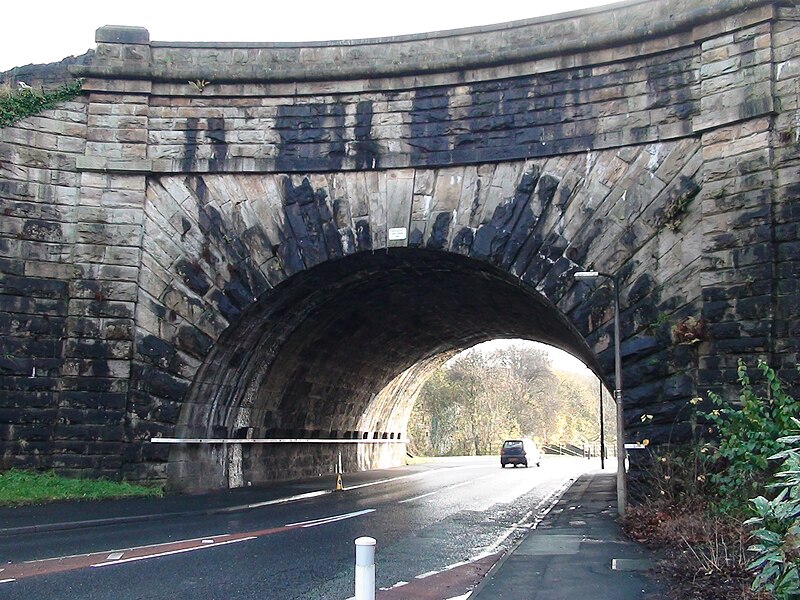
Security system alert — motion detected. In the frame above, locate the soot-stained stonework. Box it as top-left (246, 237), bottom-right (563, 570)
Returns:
top-left (353, 100), bottom-right (380, 170)
top-left (275, 103), bottom-right (346, 172)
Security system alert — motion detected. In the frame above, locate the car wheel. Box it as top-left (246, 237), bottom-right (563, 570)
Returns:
top-left (523, 462), bottom-right (528, 468)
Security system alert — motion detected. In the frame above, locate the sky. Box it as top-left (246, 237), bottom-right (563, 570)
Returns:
top-left (2, 0), bottom-right (621, 72)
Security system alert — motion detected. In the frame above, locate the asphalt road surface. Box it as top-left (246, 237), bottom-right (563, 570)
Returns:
top-left (0, 455), bottom-right (595, 600)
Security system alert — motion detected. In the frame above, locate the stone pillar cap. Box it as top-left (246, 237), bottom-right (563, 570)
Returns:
top-left (96, 25), bottom-right (150, 44)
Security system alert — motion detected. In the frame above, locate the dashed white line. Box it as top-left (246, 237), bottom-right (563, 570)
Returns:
top-left (243, 489), bottom-right (330, 510)
top-left (398, 490), bottom-right (437, 504)
top-left (285, 509), bottom-right (375, 528)
top-left (398, 474), bottom-right (492, 504)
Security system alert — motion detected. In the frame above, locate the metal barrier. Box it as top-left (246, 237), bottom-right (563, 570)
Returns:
top-left (150, 437), bottom-right (409, 444)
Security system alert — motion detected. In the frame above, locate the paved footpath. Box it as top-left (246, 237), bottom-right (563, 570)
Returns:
top-left (471, 472), bottom-right (668, 600)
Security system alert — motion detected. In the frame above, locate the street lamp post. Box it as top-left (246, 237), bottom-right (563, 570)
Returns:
top-left (599, 379), bottom-right (605, 470)
top-left (574, 270), bottom-right (627, 516)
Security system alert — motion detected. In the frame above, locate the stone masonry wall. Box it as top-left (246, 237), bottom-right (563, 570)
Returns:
top-left (0, 99), bottom-right (88, 471)
top-left (0, 0), bottom-right (797, 486)
top-left (139, 43), bottom-right (699, 173)
top-left (772, 5), bottom-right (800, 387)
top-left (695, 8), bottom-right (800, 396)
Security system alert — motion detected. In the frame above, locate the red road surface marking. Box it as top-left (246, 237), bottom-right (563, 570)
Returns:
top-left (377, 553), bottom-right (501, 599)
top-left (0, 508), bottom-right (374, 583)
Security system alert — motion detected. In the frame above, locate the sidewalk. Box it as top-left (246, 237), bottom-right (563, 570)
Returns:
top-left (471, 472), bottom-right (667, 599)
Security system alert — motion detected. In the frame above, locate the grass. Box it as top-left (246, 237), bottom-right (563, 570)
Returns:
top-left (0, 470), bottom-right (163, 507)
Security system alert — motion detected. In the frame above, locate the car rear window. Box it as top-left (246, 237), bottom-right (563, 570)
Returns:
top-left (502, 440), bottom-right (523, 448)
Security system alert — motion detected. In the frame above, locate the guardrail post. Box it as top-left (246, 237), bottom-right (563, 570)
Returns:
top-left (354, 536), bottom-right (376, 600)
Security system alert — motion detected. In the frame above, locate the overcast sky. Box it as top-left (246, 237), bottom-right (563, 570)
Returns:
top-left (2, 0), bottom-right (622, 72)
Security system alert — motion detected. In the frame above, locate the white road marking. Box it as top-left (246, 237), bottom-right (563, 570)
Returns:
top-left (398, 490), bottom-right (437, 503)
top-left (0, 578), bottom-right (16, 584)
top-left (398, 474), bottom-right (492, 504)
top-left (415, 570), bottom-right (439, 579)
top-left (285, 509), bottom-right (375, 528)
top-left (91, 537), bottom-right (257, 568)
top-left (344, 464), bottom-right (480, 492)
top-left (474, 475), bottom-right (575, 559)
top-left (379, 581), bottom-right (409, 590)
top-left (447, 481), bottom-right (473, 491)
top-left (21, 533), bottom-right (229, 565)
top-left (106, 552), bottom-right (124, 561)
top-left (243, 489), bottom-right (330, 510)
top-left (383, 473), bottom-right (580, 595)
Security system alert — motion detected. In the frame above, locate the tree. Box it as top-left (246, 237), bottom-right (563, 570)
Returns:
top-left (408, 341), bottom-right (615, 456)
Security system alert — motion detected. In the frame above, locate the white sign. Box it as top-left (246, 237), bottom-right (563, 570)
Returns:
top-left (388, 227), bottom-right (408, 241)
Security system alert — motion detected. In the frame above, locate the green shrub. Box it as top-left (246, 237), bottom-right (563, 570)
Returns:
top-left (745, 423), bottom-right (800, 599)
top-left (705, 360), bottom-right (800, 513)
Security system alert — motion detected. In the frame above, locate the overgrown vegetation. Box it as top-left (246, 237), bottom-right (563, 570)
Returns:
top-left (746, 420), bottom-right (800, 599)
top-left (707, 362), bottom-right (800, 513)
top-left (622, 360), bottom-right (800, 600)
top-left (0, 469), bottom-right (162, 506)
top-left (0, 79), bottom-right (83, 128)
top-left (408, 342), bottom-right (613, 456)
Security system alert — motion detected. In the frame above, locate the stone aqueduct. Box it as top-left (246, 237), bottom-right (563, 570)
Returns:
top-left (1, 0), bottom-right (798, 490)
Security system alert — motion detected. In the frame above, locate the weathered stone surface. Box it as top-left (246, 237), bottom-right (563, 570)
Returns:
top-left (0, 0), bottom-right (797, 489)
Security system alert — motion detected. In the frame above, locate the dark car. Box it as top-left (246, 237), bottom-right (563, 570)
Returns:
top-left (500, 439), bottom-right (542, 468)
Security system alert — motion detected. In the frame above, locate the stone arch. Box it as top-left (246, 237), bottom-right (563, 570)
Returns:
top-left (168, 248), bottom-right (597, 489)
top-left (130, 139), bottom-right (705, 489)
top-left (10, 0), bottom-right (794, 485)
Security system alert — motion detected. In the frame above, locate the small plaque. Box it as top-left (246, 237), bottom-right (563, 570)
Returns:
top-left (388, 227), bottom-right (408, 241)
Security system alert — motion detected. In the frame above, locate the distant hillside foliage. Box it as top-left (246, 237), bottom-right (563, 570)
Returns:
top-left (408, 343), bottom-right (616, 456)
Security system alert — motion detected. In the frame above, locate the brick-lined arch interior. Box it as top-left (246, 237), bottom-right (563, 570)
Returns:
top-left (168, 249), bottom-right (596, 490)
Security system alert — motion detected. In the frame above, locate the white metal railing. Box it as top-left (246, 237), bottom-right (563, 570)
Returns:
top-left (150, 437), bottom-right (409, 444)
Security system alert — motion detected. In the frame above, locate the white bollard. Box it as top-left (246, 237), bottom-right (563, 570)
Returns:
top-left (354, 536), bottom-right (376, 600)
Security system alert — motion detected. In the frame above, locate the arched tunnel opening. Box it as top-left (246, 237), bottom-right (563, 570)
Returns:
top-left (168, 248), bottom-right (601, 491)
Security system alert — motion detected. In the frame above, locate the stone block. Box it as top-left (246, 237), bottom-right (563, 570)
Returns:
top-left (95, 26), bottom-right (149, 45)
top-left (64, 338), bottom-right (132, 360)
top-left (60, 358), bottom-right (131, 378)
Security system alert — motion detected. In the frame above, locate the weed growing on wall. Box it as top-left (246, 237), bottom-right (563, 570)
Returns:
top-left (0, 80), bottom-right (83, 128)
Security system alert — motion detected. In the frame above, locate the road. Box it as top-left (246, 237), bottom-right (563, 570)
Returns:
top-left (0, 455), bottom-right (595, 600)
